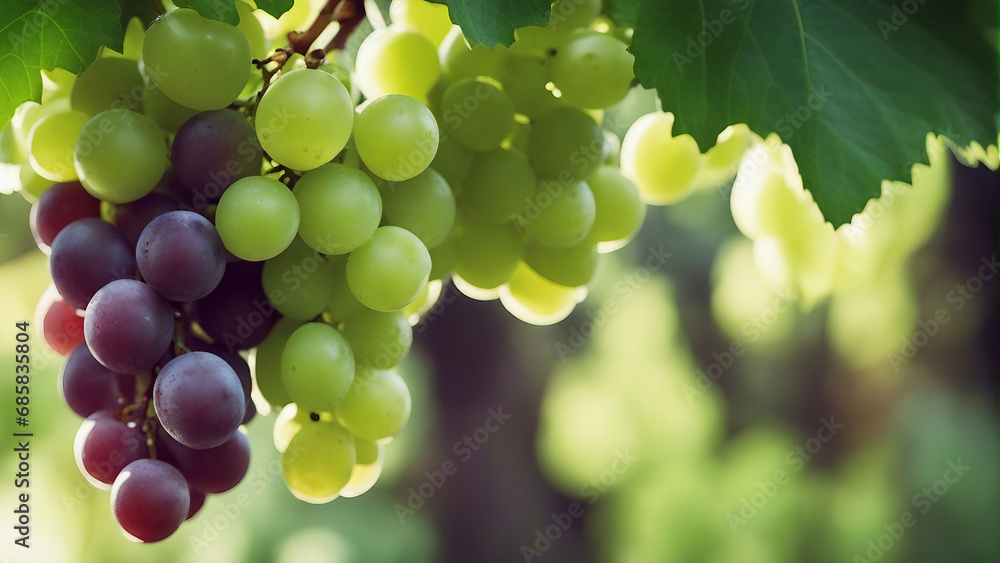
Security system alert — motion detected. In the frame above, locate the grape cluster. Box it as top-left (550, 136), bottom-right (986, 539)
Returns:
top-left (2, 0), bottom-right (760, 545)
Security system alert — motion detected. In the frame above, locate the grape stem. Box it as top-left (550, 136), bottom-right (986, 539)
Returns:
top-left (288, 0), bottom-right (366, 56)
top-left (249, 46), bottom-right (294, 120)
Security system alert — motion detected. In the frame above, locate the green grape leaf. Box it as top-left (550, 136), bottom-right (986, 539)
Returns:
top-left (249, 0), bottom-right (295, 21)
top-left (429, 0), bottom-right (552, 47)
top-left (0, 0), bottom-right (123, 127)
top-left (622, 0), bottom-right (998, 226)
top-left (178, 0), bottom-right (293, 24)
top-left (175, 0), bottom-right (240, 25)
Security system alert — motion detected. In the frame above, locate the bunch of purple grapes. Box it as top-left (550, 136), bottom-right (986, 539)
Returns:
top-left (33, 109), bottom-right (270, 543)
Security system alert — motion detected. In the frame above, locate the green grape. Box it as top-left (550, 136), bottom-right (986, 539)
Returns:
top-left (428, 235), bottom-right (456, 280)
top-left (12, 102), bottom-right (48, 149)
top-left (237, 1), bottom-right (270, 60)
top-left (326, 260), bottom-right (366, 323)
top-left (499, 262), bottom-right (579, 325)
top-left (19, 163), bottom-right (54, 203)
top-left (316, 62), bottom-right (353, 95)
top-left (551, 31), bottom-right (634, 109)
top-left (256, 68), bottom-right (354, 171)
top-left (216, 176), bottom-right (300, 261)
top-left (354, 94), bottom-right (439, 182)
top-left (27, 111), bottom-right (90, 182)
top-left (510, 26), bottom-right (569, 57)
top-left (281, 322), bottom-right (355, 413)
top-left (452, 274), bottom-right (500, 301)
top-left (389, 0), bottom-right (452, 46)
top-left (440, 79), bottom-right (514, 152)
top-left (273, 403), bottom-right (307, 453)
top-left (70, 57), bottom-right (145, 115)
top-left (548, 0), bottom-right (602, 31)
top-left (334, 368), bottom-right (411, 442)
top-left (503, 116), bottom-right (532, 155)
top-left (355, 25), bottom-right (441, 102)
top-left (251, 316), bottom-right (303, 407)
top-left (528, 106), bottom-right (603, 181)
top-left (453, 218), bottom-right (522, 289)
top-left (602, 130), bottom-right (621, 165)
top-left (439, 26), bottom-right (509, 81)
top-left (142, 84), bottom-right (201, 132)
top-left (620, 111), bottom-right (703, 205)
top-left (282, 420), bottom-right (355, 503)
top-left (274, 406), bottom-right (337, 453)
top-left (109, 16), bottom-right (146, 60)
top-left (729, 136), bottom-right (805, 241)
top-left (523, 237), bottom-right (597, 287)
top-left (502, 55), bottom-right (560, 119)
top-left (347, 226), bottom-right (431, 312)
top-left (294, 163), bottom-right (382, 254)
top-left (74, 109), bottom-right (166, 204)
top-left (521, 179), bottom-right (596, 248)
top-left (341, 310), bottom-right (413, 370)
top-left (263, 238), bottom-right (336, 320)
top-left (402, 279), bottom-right (442, 323)
top-left (462, 148), bottom-right (535, 224)
top-left (143, 8), bottom-right (252, 110)
top-left (381, 168), bottom-right (455, 248)
top-left (697, 123), bottom-right (753, 189)
top-left (340, 439), bottom-right (384, 498)
top-left (0, 125), bottom-right (24, 164)
top-left (41, 68), bottom-right (77, 104)
top-left (430, 135), bottom-right (473, 188)
top-left (587, 165), bottom-right (646, 252)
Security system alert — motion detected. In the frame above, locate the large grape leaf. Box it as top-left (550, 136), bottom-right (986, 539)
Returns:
top-left (429, 0), bottom-right (551, 47)
top-left (175, 0), bottom-right (241, 24)
top-left (0, 0), bottom-right (123, 126)
top-left (179, 0), bottom-right (293, 25)
top-left (622, 0), bottom-right (998, 226)
top-left (252, 0), bottom-right (296, 20)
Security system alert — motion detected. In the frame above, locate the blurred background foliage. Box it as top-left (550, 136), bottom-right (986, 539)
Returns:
top-left (0, 147), bottom-right (995, 562)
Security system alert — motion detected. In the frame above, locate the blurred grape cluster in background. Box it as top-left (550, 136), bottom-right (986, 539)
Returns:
top-left (0, 133), bottom-right (994, 562)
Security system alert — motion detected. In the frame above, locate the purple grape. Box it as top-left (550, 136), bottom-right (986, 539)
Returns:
top-left (187, 487), bottom-right (206, 520)
top-left (59, 344), bottom-right (135, 417)
top-left (158, 427), bottom-right (250, 494)
top-left (30, 181), bottom-right (101, 251)
top-left (153, 352), bottom-right (245, 449)
top-left (74, 410), bottom-right (148, 488)
top-left (190, 261), bottom-right (276, 351)
top-left (241, 398), bottom-right (256, 425)
top-left (171, 109), bottom-right (263, 206)
top-left (84, 280), bottom-right (175, 373)
top-left (184, 337), bottom-right (255, 424)
top-left (115, 192), bottom-right (180, 248)
top-left (137, 211), bottom-right (226, 302)
top-left (111, 459), bottom-right (189, 543)
top-left (50, 218), bottom-right (136, 309)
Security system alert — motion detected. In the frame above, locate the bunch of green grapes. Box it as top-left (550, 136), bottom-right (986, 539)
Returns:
top-left (17, 0), bottom-right (989, 547)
